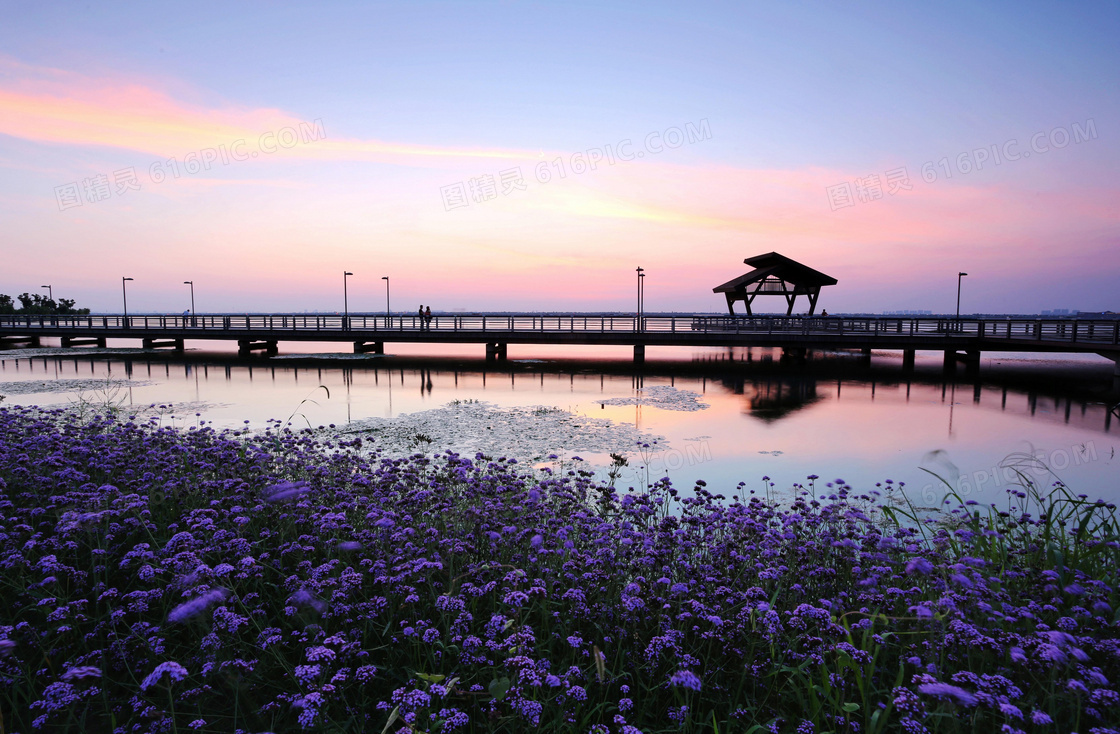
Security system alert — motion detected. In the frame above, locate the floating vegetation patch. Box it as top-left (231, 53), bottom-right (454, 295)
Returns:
top-left (332, 400), bottom-right (665, 464)
top-left (595, 385), bottom-right (709, 411)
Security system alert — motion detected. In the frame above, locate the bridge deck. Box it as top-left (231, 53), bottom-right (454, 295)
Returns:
top-left (2, 314), bottom-right (1119, 358)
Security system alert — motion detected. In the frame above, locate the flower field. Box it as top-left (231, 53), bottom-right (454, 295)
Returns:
top-left (0, 404), bottom-right (1118, 733)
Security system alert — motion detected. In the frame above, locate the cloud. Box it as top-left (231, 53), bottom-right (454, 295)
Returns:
top-left (0, 57), bottom-right (530, 166)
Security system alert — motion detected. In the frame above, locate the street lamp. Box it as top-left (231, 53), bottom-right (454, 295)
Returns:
top-left (956, 272), bottom-right (968, 322)
top-left (41, 284), bottom-right (52, 303)
top-left (636, 267), bottom-right (644, 329)
top-left (183, 281), bottom-right (195, 318)
top-left (343, 271), bottom-right (353, 327)
top-left (382, 276), bottom-right (390, 322)
top-left (122, 277), bottom-right (134, 325)
top-left (639, 271), bottom-right (646, 317)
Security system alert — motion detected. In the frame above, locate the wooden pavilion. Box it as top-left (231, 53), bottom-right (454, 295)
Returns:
top-left (713, 252), bottom-right (837, 316)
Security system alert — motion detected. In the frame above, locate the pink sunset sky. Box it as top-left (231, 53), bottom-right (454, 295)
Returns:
top-left (1, 2), bottom-right (1117, 315)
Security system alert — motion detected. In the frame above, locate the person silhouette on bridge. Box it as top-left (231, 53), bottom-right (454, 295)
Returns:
top-left (418, 305), bottom-right (426, 330)
top-left (425, 306), bottom-right (432, 330)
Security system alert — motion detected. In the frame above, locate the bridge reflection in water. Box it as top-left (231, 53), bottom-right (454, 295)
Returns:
top-left (0, 346), bottom-right (1114, 436)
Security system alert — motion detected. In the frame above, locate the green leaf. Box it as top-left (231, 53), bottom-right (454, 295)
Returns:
top-left (488, 676), bottom-right (511, 701)
top-left (842, 702), bottom-right (860, 713)
top-left (379, 706), bottom-right (400, 734)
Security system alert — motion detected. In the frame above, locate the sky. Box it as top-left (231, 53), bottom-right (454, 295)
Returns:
top-left (1, 1), bottom-right (1118, 315)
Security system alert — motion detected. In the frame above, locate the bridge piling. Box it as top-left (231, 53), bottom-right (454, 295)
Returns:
top-left (238, 340), bottom-right (278, 357)
top-left (485, 343), bottom-right (507, 362)
top-left (943, 349), bottom-right (981, 374)
top-left (0, 335), bottom-right (38, 349)
top-left (61, 336), bottom-right (106, 348)
top-left (780, 347), bottom-right (806, 363)
top-left (142, 338), bottom-right (184, 352)
top-left (902, 349), bottom-right (915, 371)
top-left (634, 344), bottom-right (646, 363)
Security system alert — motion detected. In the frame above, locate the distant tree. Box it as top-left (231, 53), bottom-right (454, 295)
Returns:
top-left (0, 293), bottom-right (89, 315)
top-left (57, 298), bottom-right (88, 315)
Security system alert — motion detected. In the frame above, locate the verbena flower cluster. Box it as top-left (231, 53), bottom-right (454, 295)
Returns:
top-left (0, 404), bottom-right (1117, 733)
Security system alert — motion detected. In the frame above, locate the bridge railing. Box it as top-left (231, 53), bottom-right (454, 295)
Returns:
top-left (2, 314), bottom-right (1118, 345)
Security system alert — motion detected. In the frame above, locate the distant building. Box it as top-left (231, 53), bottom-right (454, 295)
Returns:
top-left (883, 310), bottom-right (933, 315)
top-left (1041, 309), bottom-right (1073, 316)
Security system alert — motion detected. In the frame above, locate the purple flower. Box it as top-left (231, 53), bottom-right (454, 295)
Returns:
top-left (263, 480), bottom-right (312, 503)
top-left (61, 666), bottom-right (101, 682)
top-left (1031, 710), bottom-right (1053, 726)
top-left (288, 589), bottom-right (328, 614)
top-left (140, 661), bottom-right (189, 691)
top-left (917, 682), bottom-right (977, 707)
top-left (168, 587), bottom-right (230, 623)
top-left (670, 670), bottom-right (702, 692)
top-left (905, 557), bottom-right (933, 575)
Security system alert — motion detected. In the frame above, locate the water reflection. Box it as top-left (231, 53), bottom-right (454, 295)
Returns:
top-left (720, 374), bottom-right (823, 423)
top-left (1, 346), bottom-right (1117, 503)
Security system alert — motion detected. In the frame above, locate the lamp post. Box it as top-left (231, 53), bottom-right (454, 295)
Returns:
top-left (382, 276), bottom-right (390, 323)
top-left (183, 281), bottom-right (195, 320)
top-left (41, 284), bottom-right (52, 303)
top-left (956, 272), bottom-right (968, 324)
top-left (639, 271), bottom-right (646, 318)
top-left (122, 277), bottom-right (134, 326)
top-left (636, 266), bottom-right (644, 330)
top-left (343, 271), bottom-right (353, 328)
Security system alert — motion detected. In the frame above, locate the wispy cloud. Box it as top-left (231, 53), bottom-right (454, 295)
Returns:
top-left (0, 57), bottom-right (531, 166)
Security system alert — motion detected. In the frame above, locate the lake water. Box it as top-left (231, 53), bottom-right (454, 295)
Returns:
top-left (1, 339), bottom-right (1117, 508)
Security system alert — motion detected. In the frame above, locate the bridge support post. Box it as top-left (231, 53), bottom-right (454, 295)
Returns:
top-left (943, 349), bottom-right (981, 374)
top-left (963, 349), bottom-right (981, 376)
top-left (0, 335), bottom-right (40, 349)
top-left (354, 341), bottom-right (384, 354)
top-left (633, 344), bottom-right (646, 363)
top-left (860, 347), bottom-right (871, 366)
top-left (238, 340), bottom-right (278, 357)
top-left (1105, 355), bottom-right (1120, 393)
top-left (142, 338), bottom-right (184, 352)
top-left (781, 347), bottom-right (806, 363)
top-left (485, 343), bottom-right (507, 362)
top-left (902, 349), bottom-right (915, 371)
top-left (61, 336), bottom-right (107, 348)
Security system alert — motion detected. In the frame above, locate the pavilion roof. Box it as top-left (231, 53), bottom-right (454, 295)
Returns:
top-left (713, 252), bottom-right (838, 293)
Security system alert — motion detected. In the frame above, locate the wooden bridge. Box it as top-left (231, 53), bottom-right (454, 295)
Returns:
top-left (2, 313), bottom-right (1119, 372)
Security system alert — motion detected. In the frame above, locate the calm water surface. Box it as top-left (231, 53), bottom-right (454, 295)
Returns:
top-left (2, 339), bottom-right (1117, 507)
